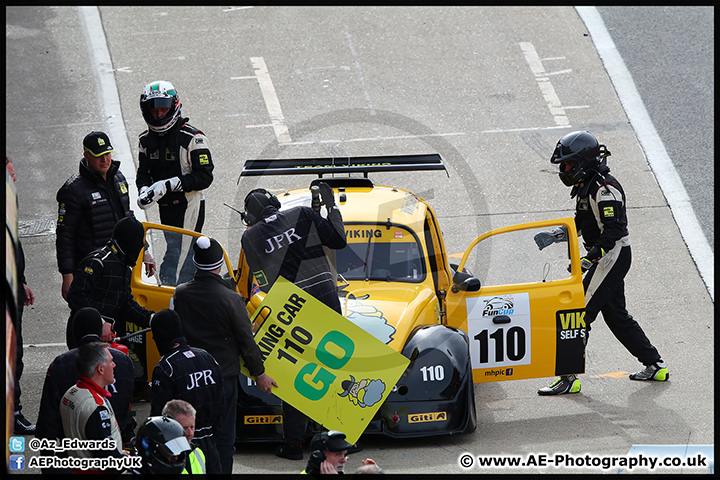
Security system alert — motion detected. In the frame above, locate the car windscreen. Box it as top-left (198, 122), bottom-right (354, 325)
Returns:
top-left (336, 225), bottom-right (425, 282)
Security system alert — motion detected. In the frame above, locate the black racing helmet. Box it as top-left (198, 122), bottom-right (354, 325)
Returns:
top-left (135, 416), bottom-right (191, 475)
top-left (550, 131), bottom-right (610, 186)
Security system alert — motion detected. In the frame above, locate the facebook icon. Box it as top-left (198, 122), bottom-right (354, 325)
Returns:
top-left (9, 454), bottom-right (25, 470)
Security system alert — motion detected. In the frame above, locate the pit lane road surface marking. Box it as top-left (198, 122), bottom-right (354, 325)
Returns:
top-left (519, 42), bottom-right (570, 127)
top-left (576, 6), bottom-right (713, 301)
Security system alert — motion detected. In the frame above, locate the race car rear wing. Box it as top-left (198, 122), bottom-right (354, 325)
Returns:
top-left (239, 154), bottom-right (448, 179)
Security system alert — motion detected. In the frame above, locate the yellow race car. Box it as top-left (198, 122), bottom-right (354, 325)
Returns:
top-left (129, 154), bottom-right (586, 441)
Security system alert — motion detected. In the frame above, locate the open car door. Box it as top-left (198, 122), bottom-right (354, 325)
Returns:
top-left (445, 218), bottom-right (586, 383)
top-left (130, 222), bottom-right (238, 378)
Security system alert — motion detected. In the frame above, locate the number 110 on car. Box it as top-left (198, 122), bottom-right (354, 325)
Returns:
top-left (466, 294), bottom-right (532, 369)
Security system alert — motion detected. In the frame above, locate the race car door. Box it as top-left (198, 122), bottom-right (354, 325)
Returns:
top-left (445, 218), bottom-right (586, 383)
top-left (130, 222), bottom-right (237, 377)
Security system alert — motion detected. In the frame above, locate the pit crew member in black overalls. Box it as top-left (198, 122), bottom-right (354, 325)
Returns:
top-left (534, 131), bottom-right (669, 395)
top-left (240, 184), bottom-right (347, 460)
top-left (66, 216), bottom-right (154, 397)
top-left (149, 308), bottom-right (224, 475)
top-left (135, 80), bottom-right (214, 286)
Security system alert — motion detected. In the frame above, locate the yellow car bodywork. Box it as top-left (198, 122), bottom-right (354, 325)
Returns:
top-left (129, 154), bottom-right (586, 439)
top-left (131, 156), bottom-right (586, 387)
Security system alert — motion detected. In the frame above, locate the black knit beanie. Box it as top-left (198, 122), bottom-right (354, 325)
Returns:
top-left (192, 236), bottom-right (224, 271)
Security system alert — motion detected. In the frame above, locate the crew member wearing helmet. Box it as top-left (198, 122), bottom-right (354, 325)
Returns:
top-left (240, 183), bottom-right (346, 312)
top-left (302, 430), bottom-right (374, 476)
top-left (136, 80), bottom-right (214, 286)
top-left (133, 415), bottom-right (191, 475)
top-left (240, 183), bottom-right (346, 461)
top-left (534, 131), bottom-right (668, 395)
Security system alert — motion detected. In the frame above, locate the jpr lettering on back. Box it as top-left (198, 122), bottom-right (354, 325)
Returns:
top-left (187, 369), bottom-right (216, 390)
top-left (265, 228), bottom-right (301, 253)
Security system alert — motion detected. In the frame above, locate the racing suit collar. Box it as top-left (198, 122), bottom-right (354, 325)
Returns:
top-left (157, 337), bottom-right (187, 356)
top-left (571, 166), bottom-right (610, 199)
top-left (77, 375), bottom-right (112, 405)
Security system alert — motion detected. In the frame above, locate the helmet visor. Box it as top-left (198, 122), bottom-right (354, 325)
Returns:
top-left (162, 436), bottom-right (191, 456)
top-left (559, 161), bottom-right (576, 173)
top-left (142, 96), bottom-right (175, 111)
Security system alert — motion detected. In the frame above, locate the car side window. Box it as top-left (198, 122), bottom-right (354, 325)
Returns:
top-left (463, 225), bottom-right (572, 287)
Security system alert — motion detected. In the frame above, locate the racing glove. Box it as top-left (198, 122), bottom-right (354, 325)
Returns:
top-left (580, 257), bottom-right (594, 273)
top-left (165, 176), bottom-right (183, 193)
top-left (534, 226), bottom-right (568, 250)
top-left (137, 177), bottom-right (182, 209)
top-left (567, 257), bottom-right (594, 274)
top-left (318, 182), bottom-right (338, 212)
top-left (137, 180), bottom-right (167, 209)
top-left (572, 248), bottom-right (606, 273)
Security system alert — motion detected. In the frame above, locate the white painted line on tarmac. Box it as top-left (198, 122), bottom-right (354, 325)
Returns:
top-left (223, 6), bottom-right (254, 12)
top-left (283, 132), bottom-right (466, 147)
top-left (25, 343), bottom-right (68, 348)
top-left (250, 57), bottom-right (293, 144)
top-left (576, 6), bottom-right (714, 301)
top-left (77, 6), bottom-right (146, 223)
top-left (480, 125), bottom-right (568, 134)
top-left (520, 42), bottom-right (570, 127)
top-left (345, 30), bottom-right (375, 115)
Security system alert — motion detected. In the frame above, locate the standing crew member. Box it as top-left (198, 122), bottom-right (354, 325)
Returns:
top-left (240, 183), bottom-right (346, 460)
top-left (66, 216), bottom-right (153, 347)
top-left (162, 399), bottom-right (208, 475)
top-left (136, 80), bottom-right (214, 286)
top-left (150, 309), bottom-right (224, 474)
top-left (6, 156), bottom-right (36, 434)
top-left (173, 236), bottom-right (277, 474)
top-left (56, 131), bottom-right (134, 302)
top-left (534, 131), bottom-right (669, 395)
top-left (66, 216), bottom-right (154, 396)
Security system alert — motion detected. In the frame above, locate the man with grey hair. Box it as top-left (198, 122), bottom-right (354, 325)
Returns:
top-left (59, 342), bottom-right (127, 474)
top-left (162, 399), bottom-right (207, 475)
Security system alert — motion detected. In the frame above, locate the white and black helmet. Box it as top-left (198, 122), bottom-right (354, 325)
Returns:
top-left (135, 415), bottom-right (191, 475)
top-left (140, 80), bottom-right (182, 133)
